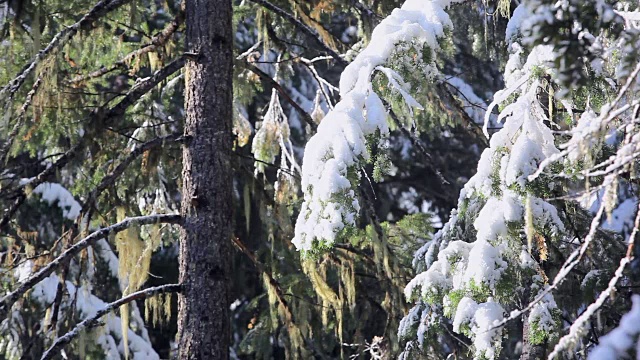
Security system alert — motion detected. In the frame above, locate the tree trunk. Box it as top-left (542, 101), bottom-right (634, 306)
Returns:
top-left (178, 0), bottom-right (233, 358)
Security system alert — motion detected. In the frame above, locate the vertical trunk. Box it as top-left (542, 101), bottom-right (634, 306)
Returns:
top-left (178, 0), bottom-right (233, 358)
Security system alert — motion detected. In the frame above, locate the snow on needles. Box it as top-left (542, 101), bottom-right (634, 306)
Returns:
top-left (32, 182), bottom-right (81, 220)
top-left (587, 295), bottom-right (640, 360)
top-left (293, 0), bottom-right (461, 252)
top-left (403, 45), bottom-right (565, 359)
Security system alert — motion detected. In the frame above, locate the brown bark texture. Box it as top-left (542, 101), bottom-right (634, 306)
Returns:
top-left (178, 0), bottom-right (233, 358)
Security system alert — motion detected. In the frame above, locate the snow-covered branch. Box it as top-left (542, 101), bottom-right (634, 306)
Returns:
top-left (0, 214), bottom-right (182, 319)
top-left (293, 0), bottom-right (461, 252)
top-left (40, 283), bottom-right (182, 360)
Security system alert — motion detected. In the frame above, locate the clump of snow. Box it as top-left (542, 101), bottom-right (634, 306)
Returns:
top-left (470, 300), bottom-right (505, 360)
top-left (32, 182), bottom-right (81, 220)
top-left (14, 260), bottom-right (33, 283)
top-left (403, 44), bottom-right (565, 359)
top-left (528, 286), bottom-right (559, 334)
top-left (453, 297), bottom-right (478, 332)
top-left (588, 295), bottom-right (640, 360)
top-left (452, 297), bottom-right (505, 360)
top-left (505, 4), bottom-right (530, 44)
top-left (30, 273), bottom-right (159, 359)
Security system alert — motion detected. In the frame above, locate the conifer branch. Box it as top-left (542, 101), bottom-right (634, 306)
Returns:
top-left (0, 214), bottom-right (182, 320)
top-left (380, 97), bottom-right (450, 186)
top-left (0, 0), bottom-right (133, 99)
top-left (105, 57), bottom-right (185, 118)
top-left (247, 0), bottom-right (347, 67)
top-left (83, 133), bottom-right (183, 209)
top-left (0, 77), bottom-right (42, 164)
top-left (0, 59), bottom-right (185, 231)
top-left (40, 283), bottom-right (182, 360)
top-left (240, 60), bottom-right (317, 131)
top-left (68, 9), bottom-right (186, 85)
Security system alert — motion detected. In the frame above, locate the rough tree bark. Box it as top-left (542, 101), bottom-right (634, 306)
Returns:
top-left (178, 0), bottom-right (233, 358)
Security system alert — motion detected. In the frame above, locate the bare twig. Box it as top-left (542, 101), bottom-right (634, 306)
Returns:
top-left (300, 58), bottom-right (336, 109)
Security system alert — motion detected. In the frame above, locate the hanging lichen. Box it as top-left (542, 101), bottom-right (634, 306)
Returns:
top-left (144, 293), bottom-right (172, 327)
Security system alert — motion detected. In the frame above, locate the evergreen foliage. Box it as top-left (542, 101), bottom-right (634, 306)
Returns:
top-left (0, 0), bottom-right (638, 359)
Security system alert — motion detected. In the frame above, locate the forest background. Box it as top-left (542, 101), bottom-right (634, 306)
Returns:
top-left (0, 0), bottom-right (639, 359)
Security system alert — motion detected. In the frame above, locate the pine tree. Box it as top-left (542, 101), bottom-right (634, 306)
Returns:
top-left (177, 0), bottom-right (233, 358)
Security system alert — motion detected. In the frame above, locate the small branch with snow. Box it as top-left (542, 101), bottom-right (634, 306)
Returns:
top-left (40, 283), bottom-right (182, 360)
top-left (0, 214), bottom-right (182, 319)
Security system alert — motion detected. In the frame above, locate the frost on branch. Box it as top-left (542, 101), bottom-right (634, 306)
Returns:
top-left (293, 0), bottom-right (462, 253)
top-left (588, 295), bottom-right (640, 360)
top-left (400, 44), bottom-right (567, 359)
